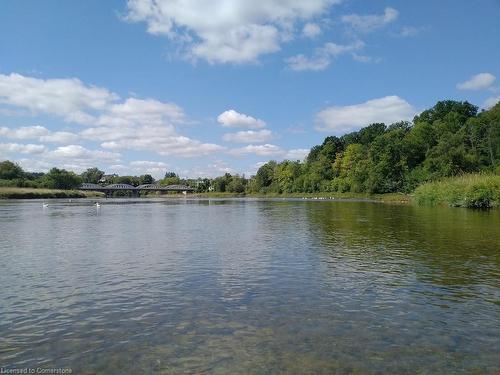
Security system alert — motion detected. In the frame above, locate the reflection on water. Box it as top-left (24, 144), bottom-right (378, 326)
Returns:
top-left (0, 199), bottom-right (498, 374)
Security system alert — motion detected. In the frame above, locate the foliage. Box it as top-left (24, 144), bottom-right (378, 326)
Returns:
top-left (0, 160), bottom-right (25, 180)
top-left (413, 173), bottom-right (500, 208)
top-left (81, 167), bottom-right (105, 183)
top-left (0, 187), bottom-right (103, 199)
top-left (0, 100), bottom-right (498, 203)
top-left (41, 168), bottom-right (82, 189)
top-left (250, 100), bottom-right (499, 196)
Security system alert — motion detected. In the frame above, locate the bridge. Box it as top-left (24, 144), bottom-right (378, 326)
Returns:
top-left (79, 183), bottom-right (195, 197)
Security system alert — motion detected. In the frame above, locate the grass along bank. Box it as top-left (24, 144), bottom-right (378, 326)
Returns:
top-left (194, 191), bottom-right (410, 203)
top-left (413, 173), bottom-right (500, 208)
top-left (0, 187), bottom-right (104, 199)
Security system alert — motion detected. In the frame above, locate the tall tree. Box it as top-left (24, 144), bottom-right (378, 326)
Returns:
top-left (0, 160), bottom-right (24, 180)
top-left (81, 167), bottom-right (105, 184)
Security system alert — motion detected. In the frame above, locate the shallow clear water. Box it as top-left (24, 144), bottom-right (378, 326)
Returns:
top-left (0, 198), bottom-right (499, 374)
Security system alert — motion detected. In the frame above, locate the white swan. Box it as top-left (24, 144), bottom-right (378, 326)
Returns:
top-left (42, 203), bottom-right (49, 208)
top-left (95, 202), bottom-right (101, 208)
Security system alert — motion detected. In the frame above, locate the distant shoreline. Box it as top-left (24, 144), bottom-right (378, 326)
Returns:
top-left (2, 173), bottom-right (498, 209)
top-left (0, 187), bottom-right (103, 199)
top-left (0, 186), bottom-right (409, 203)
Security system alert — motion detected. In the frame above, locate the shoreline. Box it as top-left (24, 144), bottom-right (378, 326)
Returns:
top-left (0, 187), bottom-right (104, 199)
top-left (0, 187), bottom-right (410, 203)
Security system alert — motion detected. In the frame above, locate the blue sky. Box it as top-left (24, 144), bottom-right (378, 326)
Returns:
top-left (0, 0), bottom-right (499, 178)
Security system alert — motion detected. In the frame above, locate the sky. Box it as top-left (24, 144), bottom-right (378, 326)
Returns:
top-left (0, 0), bottom-right (499, 179)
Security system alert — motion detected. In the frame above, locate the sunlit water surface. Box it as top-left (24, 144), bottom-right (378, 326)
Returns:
top-left (0, 198), bottom-right (499, 374)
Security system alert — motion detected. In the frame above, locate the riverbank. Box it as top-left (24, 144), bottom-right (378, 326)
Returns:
top-left (414, 173), bottom-right (500, 208)
top-left (0, 187), bottom-right (104, 199)
top-left (194, 191), bottom-right (411, 203)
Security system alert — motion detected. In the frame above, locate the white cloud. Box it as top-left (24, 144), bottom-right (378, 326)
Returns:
top-left (302, 23), bottom-right (321, 38)
top-left (315, 95), bottom-right (416, 134)
top-left (0, 73), bottom-right (118, 124)
top-left (483, 96), bottom-right (500, 109)
top-left (342, 7), bottom-right (398, 33)
top-left (129, 160), bottom-right (169, 168)
top-left (230, 144), bottom-right (284, 156)
top-left (184, 160), bottom-right (235, 178)
top-left (40, 132), bottom-right (79, 144)
top-left (111, 160), bottom-right (170, 178)
top-left (217, 109), bottom-right (266, 128)
top-left (0, 142), bottom-right (47, 155)
top-left (41, 145), bottom-right (121, 173)
top-left (1, 141), bottom-right (121, 173)
top-left (80, 97), bottom-right (216, 157)
top-left (125, 0), bottom-right (339, 64)
top-left (0, 125), bottom-right (78, 143)
top-left (397, 26), bottom-right (422, 37)
top-left (284, 148), bottom-right (309, 161)
top-left (222, 129), bottom-right (273, 143)
top-left (457, 73), bottom-right (496, 91)
top-left (49, 145), bottom-right (120, 163)
top-left (101, 136), bottom-right (224, 158)
top-left (97, 97), bottom-right (185, 127)
top-left (351, 53), bottom-right (381, 64)
top-left (286, 40), bottom-right (364, 71)
top-left (243, 161), bottom-right (268, 176)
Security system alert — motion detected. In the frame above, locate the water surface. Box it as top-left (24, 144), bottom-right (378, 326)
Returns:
top-left (0, 199), bottom-right (499, 374)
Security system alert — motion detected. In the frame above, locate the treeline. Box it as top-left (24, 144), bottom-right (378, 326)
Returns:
top-left (1, 100), bottom-right (499, 195)
top-left (0, 164), bottom-right (159, 190)
top-left (248, 100), bottom-right (500, 194)
top-left (0, 162), bottom-right (207, 192)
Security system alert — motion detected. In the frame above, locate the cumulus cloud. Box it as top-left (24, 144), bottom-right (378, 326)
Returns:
top-left (0, 73), bottom-right (117, 124)
top-left (0, 125), bottom-right (78, 143)
top-left (49, 145), bottom-right (120, 163)
top-left (183, 160), bottom-right (235, 178)
top-left (286, 40), bottom-right (364, 71)
top-left (108, 160), bottom-right (170, 178)
top-left (230, 144), bottom-right (284, 156)
top-left (217, 109), bottom-right (266, 128)
top-left (456, 73), bottom-right (496, 91)
top-left (13, 149), bottom-right (121, 174)
top-left (0, 142), bottom-right (47, 155)
top-left (397, 26), bottom-right (424, 37)
top-left (97, 97), bottom-right (185, 127)
top-left (0, 73), bottom-right (224, 159)
top-left (302, 23), bottom-right (322, 38)
top-left (20, 145), bottom-right (122, 173)
top-left (101, 136), bottom-right (224, 158)
top-left (222, 129), bottom-right (273, 143)
top-left (341, 7), bottom-right (398, 33)
top-left (284, 148), bottom-right (309, 161)
top-left (81, 96), bottom-right (219, 157)
top-left (125, 0), bottom-right (339, 64)
top-left (483, 96), bottom-right (500, 109)
top-left (315, 95), bottom-right (416, 134)
top-left (351, 53), bottom-right (381, 64)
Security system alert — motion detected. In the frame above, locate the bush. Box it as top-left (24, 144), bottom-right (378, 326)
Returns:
top-left (413, 173), bottom-right (500, 209)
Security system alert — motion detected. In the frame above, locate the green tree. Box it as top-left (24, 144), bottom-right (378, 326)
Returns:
top-left (42, 168), bottom-right (82, 189)
top-left (164, 171), bottom-right (178, 179)
top-left (81, 167), bottom-right (105, 184)
top-left (254, 161), bottom-right (277, 192)
top-left (0, 160), bottom-right (24, 180)
top-left (139, 174), bottom-right (154, 184)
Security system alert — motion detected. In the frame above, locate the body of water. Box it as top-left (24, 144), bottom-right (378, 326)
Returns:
top-left (0, 198), bottom-right (499, 374)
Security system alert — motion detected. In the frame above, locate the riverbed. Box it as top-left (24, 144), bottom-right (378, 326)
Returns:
top-left (1, 198), bottom-right (498, 374)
